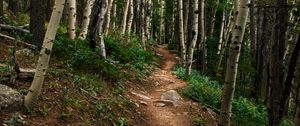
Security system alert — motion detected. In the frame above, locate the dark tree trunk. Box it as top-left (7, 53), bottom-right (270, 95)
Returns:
top-left (8, 0), bottom-right (20, 16)
top-left (280, 33), bottom-right (300, 117)
top-left (30, 0), bottom-right (46, 50)
top-left (0, 0), bottom-right (3, 19)
top-left (268, 0), bottom-right (289, 125)
top-left (46, 0), bottom-right (55, 21)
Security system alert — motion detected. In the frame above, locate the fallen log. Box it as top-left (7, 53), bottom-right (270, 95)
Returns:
top-left (0, 24), bottom-right (30, 34)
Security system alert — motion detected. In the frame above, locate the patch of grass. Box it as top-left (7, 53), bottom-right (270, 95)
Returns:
top-left (174, 66), bottom-right (268, 125)
top-left (194, 114), bottom-right (208, 126)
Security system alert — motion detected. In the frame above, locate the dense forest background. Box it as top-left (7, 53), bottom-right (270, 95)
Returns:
top-left (0, 0), bottom-right (300, 125)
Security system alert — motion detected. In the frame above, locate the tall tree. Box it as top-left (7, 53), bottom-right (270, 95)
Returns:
top-left (178, 0), bottom-right (186, 66)
top-left (90, 0), bottom-right (107, 58)
top-left (121, 0), bottom-right (130, 34)
top-left (79, 0), bottom-right (96, 39)
top-left (67, 0), bottom-right (77, 39)
top-left (104, 0), bottom-right (114, 34)
top-left (30, 0), bottom-right (46, 50)
top-left (25, 0), bottom-right (66, 109)
top-left (219, 0), bottom-right (249, 125)
top-left (126, 0), bottom-right (134, 33)
top-left (268, 0), bottom-right (289, 125)
top-left (185, 0), bottom-right (199, 78)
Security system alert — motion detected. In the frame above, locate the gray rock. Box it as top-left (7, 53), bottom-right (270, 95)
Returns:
top-left (160, 90), bottom-right (182, 106)
top-left (0, 84), bottom-right (23, 112)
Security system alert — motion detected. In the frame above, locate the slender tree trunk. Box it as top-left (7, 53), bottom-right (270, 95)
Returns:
top-left (111, 2), bottom-right (116, 30)
top-left (268, 0), bottom-right (289, 125)
top-left (216, 9), bottom-right (232, 70)
top-left (79, 0), bottom-right (95, 39)
top-left (126, 0), bottom-right (134, 33)
top-left (219, 0), bottom-right (249, 125)
top-left (159, 0), bottom-right (165, 44)
top-left (0, 0), bottom-right (3, 19)
top-left (97, 0), bottom-right (107, 57)
top-left (209, 6), bottom-right (217, 37)
top-left (184, 0), bottom-right (190, 42)
top-left (67, 0), bottom-right (77, 39)
top-left (185, 0), bottom-right (199, 78)
top-left (199, 0), bottom-right (206, 71)
top-left (104, 0), bottom-right (114, 34)
top-left (121, 0), bottom-right (130, 34)
top-left (24, 0), bottom-right (66, 109)
top-left (295, 58), bottom-right (300, 125)
top-left (140, 0), bottom-right (146, 49)
top-left (178, 0), bottom-right (186, 66)
top-left (30, 0), bottom-right (46, 50)
top-left (216, 10), bottom-right (226, 69)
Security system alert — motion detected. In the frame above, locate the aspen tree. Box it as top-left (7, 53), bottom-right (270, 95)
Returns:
top-left (121, 0), bottom-right (130, 34)
top-left (199, 0), bottom-right (206, 71)
top-left (185, 0), bottom-right (199, 78)
top-left (67, 0), bottom-right (76, 39)
top-left (140, 0), bottom-right (146, 49)
top-left (105, 0), bottom-right (114, 34)
top-left (24, 0), bottom-right (66, 109)
top-left (178, 0), bottom-right (186, 65)
top-left (219, 0), bottom-right (249, 125)
top-left (126, 0), bottom-right (134, 33)
top-left (159, 0), bottom-right (165, 44)
top-left (184, 0), bottom-right (190, 42)
top-left (112, 2), bottom-right (116, 29)
top-left (79, 0), bottom-right (95, 39)
top-left (97, 0), bottom-right (107, 58)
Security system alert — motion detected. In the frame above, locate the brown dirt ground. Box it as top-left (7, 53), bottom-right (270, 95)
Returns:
top-left (128, 45), bottom-right (217, 126)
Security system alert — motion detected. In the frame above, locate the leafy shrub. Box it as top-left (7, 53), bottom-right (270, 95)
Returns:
top-left (174, 66), bottom-right (268, 125)
top-left (52, 31), bottom-right (157, 81)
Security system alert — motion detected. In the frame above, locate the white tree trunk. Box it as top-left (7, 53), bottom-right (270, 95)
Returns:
top-left (24, 0), bottom-right (66, 109)
top-left (97, 0), bottom-right (107, 58)
top-left (178, 0), bottom-right (186, 65)
top-left (159, 0), bottom-right (164, 44)
top-left (145, 0), bottom-right (151, 39)
top-left (185, 0), bottom-right (199, 78)
top-left (219, 0), bottom-right (249, 125)
top-left (67, 0), bottom-right (76, 39)
top-left (79, 0), bottom-right (95, 39)
top-left (105, 0), bottom-right (114, 34)
top-left (121, 0), bottom-right (130, 34)
top-left (126, 0), bottom-right (134, 33)
top-left (140, 0), bottom-right (146, 49)
top-left (112, 2), bottom-right (116, 30)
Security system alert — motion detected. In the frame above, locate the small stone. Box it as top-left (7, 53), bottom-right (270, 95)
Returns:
top-left (155, 103), bottom-right (166, 107)
top-left (140, 101), bottom-right (148, 106)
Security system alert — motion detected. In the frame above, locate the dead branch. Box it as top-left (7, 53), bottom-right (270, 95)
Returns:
top-left (0, 33), bottom-right (37, 49)
top-left (80, 88), bottom-right (108, 100)
top-left (0, 24), bottom-right (30, 33)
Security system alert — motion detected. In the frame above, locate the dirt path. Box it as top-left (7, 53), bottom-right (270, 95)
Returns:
top-left (129, 46), bottom-right (217, 126)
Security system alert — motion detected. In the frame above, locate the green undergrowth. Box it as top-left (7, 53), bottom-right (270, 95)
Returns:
top-left (2, 32), bottom-right (158, 125)
top-left (52, 32), bottom-right (158, 81)
top-left (174, 66), bottom-right (268, 125)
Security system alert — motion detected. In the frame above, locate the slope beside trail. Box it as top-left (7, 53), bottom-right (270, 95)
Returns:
top-left (128, 45), bottom-right (217, 126)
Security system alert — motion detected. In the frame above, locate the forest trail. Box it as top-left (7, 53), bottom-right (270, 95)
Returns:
top-left (128, 45), bottom-right (217, 126)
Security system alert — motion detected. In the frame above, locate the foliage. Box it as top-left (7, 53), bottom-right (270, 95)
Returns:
top-left (194, 114), bottom-right (208, 126)
top-left (52, 31), bottom-right (157, 81)
top-left (174, 66), bottom-right (268, 125)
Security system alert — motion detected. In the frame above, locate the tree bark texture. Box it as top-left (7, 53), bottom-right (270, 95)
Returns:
top-left (219, 0), bottom-right (249, 125)
top-left (24, 0), bottom-right (66, 109)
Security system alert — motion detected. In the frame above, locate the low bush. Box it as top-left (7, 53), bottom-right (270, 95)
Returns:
top-left (52, 32), bottom-right (157, 81)
top-left (174, 66), bottom-right (268, 125)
